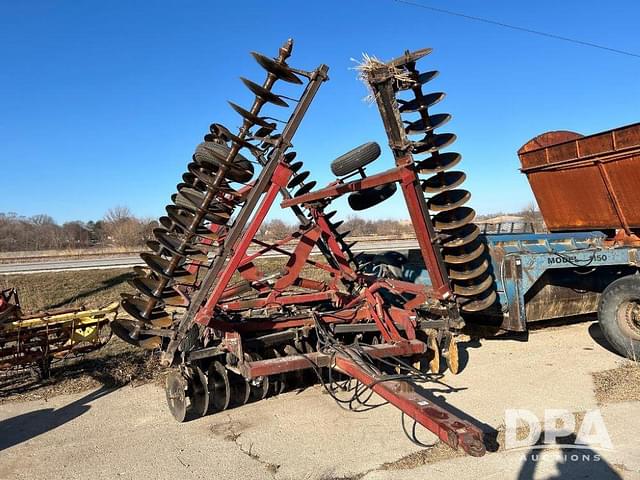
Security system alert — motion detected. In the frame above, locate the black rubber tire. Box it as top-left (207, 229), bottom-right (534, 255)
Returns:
top-left (597, 274), bottom-right (640, 359)
top-left (330, 142), bottom-right (381, 177)
top-left (348, 183), bottom-right (397, 211)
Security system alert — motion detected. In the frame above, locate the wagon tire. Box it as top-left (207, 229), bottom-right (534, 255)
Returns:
top-left (597, 274), bottom-right (640, 360)
top-left (330, 142), bottom-right (381, 177)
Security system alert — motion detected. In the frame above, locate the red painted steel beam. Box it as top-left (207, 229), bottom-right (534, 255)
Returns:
top-left (239, 340), bottom-right (426, 378)
top-left (334, 353), bottom-right (486, 457)
top-left (281, 167), bottom-right (404, 208)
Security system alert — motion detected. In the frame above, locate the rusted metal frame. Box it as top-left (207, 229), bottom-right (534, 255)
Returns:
top-left (282, 167), bottom-right (405, 208)
top-left (388, 306), bottom-right (416, 339)
top-left (221, 290), bottom-right (336, 311)
top-left (596, 162), bottom-right (632, 235)
top-left (313, 210), bottom-right (357, 280)
top-left (521, 150), bottom-right (640, 173)
top-left (363, 288), bottom-right (403, 342)
top-left (162, 64), bottom-right (330, 364)
top-left (197, 164), bottom-right (293, 324)
top-left (198, 308), bottom-right (352, 333)
top-left (272, 226), bottom-right (323, 291)
top-left (242, 232), bottom-right (304, 264)
top-left (239, 339), bottom-right (427, 378)
top-left (333, 353), bottom-right (486, 457)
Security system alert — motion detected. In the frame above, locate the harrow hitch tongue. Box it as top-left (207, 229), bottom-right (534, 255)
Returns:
top-left (111, 41), bottom-right (495, 457)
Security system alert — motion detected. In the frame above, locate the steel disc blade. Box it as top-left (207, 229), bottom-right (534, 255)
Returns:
top-left (228, 101), bottom-right (276, 129)
top-left (427, 189), bottom-right (471, 212)
top-left (166, 371), bottom-right (188, 422)
top-left (154, 228), bottom-right (201, 256)
top-left (110, 318), bottom-right (161, 349)
top-left (412, 133), bottom-right (457, 155)
top-left (405, 113), bottom-right (451, 135)
top-left (422, 171), bottom-right (466, 194)
top-left (187, 163), bottom-right (223, 189)
top-left (208, 360), bottom-right (231, 412)
top-left (416, 152), bottom-right (462, 175)
top-left (441, 223), bottom-right (480, 249)
top-left (120, 295), bottom-right (173, 327)
top-left (289, 161), bottom-right (303, 173)
top-left (453, 274), bottom-right (494, 297)
top-left (129, 276), bottom-right (173, 299)
top-left (287, 171), bottom-right (310, 189)
top-left (240, 77), bottom-right (288, 107)
top-left (433, 206), bottom-right (476, 231)
top-left (448, 258), bottom-right (490, 281)
top-left (173, 193), bottom-right (232, 225)
top-left (251, 52), bottom-right (303, 84)
top-left (191, 366), bottom-right (210, 417)
top-left (442, 241), bottom-right (485, 265)
top-left (146, 240), bottom-right (163, 254)
top-left (460, 289), bottom-right (497, 313)
top-left (294, 181), bottom-right (316, 197)
top-left (398, 92), bottom-right (446, 113)
top-left (140, 252), bottom-right (194, 282)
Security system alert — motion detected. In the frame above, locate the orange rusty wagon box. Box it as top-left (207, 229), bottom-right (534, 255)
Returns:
top-left (518, 122), bottom-right (640, 235)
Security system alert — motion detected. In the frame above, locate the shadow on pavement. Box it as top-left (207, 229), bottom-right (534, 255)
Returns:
top-left (0, 385), bottom-right (116, 452)
top-left (517, 434), bottom-right (621, 479)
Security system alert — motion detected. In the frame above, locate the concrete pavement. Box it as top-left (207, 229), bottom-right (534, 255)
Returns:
top-left (1, 321), bottom-right (638, 480)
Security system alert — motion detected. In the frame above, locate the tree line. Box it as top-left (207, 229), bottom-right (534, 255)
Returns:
top-left (0, 207), bottom-right (157, 252)
top-left (0, 203), bottom-right (546, 252)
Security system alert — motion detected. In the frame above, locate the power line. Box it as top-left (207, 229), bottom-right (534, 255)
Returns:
top-left (393, 0), bottom-right (640, 59)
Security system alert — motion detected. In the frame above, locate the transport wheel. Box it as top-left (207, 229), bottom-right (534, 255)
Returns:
top-left (348, 183), bottom-right (397, 211)
top-left (597, 275), bottom-right (640, 359)
top-left (330, 141), bottom-right (381, 177)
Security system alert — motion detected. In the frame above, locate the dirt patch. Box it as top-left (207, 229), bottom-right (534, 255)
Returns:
top-left (592, 361), bottom-right (640, 404)
top-left (0, 337), bottom-right (165, 404)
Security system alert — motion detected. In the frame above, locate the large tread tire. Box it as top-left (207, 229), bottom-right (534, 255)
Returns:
top-left (597, 274), bottom-right (640, 359)
top-left (331, 142), bottom-right (381, 177)
top-left (348, 183), bottom-right (397, 211)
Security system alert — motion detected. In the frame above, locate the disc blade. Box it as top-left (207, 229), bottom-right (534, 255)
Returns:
top-left (251, 52), bottom-right (303, 84)
top-left (240, 77), bottom-right (288, 107)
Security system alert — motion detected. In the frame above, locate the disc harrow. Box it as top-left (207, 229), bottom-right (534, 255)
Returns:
top-left (110, 42), bottom-right (494, 457)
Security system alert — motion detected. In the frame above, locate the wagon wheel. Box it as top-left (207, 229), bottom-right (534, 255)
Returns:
top-left (442, 334), bottom-right (460, 374)
top-left (427, 332), bottom-right (441, 374)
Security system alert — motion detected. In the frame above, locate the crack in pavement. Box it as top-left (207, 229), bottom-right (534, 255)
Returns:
top-left (211, 416), bottom-right (280, 478)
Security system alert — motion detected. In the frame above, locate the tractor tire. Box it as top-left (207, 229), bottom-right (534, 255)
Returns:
top-left (597, 274), bottom-right (640, 360)
top-left (348, 183), bottom-right (397, 211)
top-left (330, 142), bottom-right (381, 177)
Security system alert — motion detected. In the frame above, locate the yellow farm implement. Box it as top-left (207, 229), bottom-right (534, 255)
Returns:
top-left (0, 288), bottom-right (117, 378)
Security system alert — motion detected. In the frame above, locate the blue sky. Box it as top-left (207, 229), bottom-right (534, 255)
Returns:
top-left (1, 1), bottom-right (639, 223)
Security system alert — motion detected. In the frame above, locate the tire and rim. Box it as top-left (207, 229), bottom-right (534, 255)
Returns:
top-left (330, 142), bottom-right (381, 177)
top-left (597, 274), bottom-right (640, 359)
